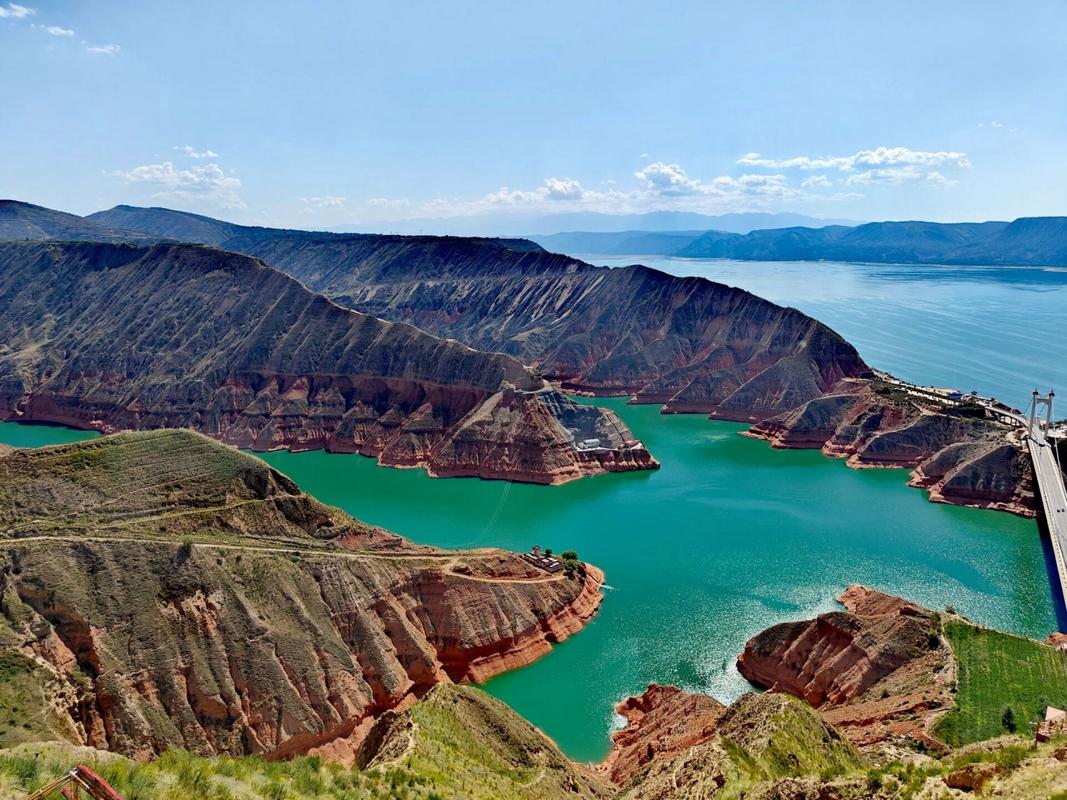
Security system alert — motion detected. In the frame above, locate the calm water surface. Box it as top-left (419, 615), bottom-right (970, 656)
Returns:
top-left (1, 258), bottom-right (1063, 762)
top-left (250, 404), bottom-right (1051, 761)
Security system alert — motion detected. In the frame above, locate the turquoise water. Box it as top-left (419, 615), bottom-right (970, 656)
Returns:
top-left (0, 258), bottom-right (1063, 762)
top-left (0, 422), bottom-right (100, 448)
top-left (4, 406), bottom-right (1046, 762)
top-left (249, 404), bottom-right (1051, 761)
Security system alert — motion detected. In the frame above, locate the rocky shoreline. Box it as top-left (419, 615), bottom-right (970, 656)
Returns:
top-left (0, 240), bottom-right (658, 486)
top-left (740, 377), bottom-right (1038, 517)
top-left (594, 584), bottom-right (1066, 798)
top-left (441, 564), bottom-right (606, 683)
top-left (0, 430), bottom-right (608, 762)
top-left (598, 587), bottom-right (934, 784)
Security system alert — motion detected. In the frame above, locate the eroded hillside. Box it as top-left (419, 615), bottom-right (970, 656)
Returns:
top-left (0, 240), bottom-right (656, 483)
top-left (3, 573), bottom-right (1067, 798)
top-left (0, 431), bottom-right (604, 760)
top-left (747, 377), bottom-right (1037, 515)
top-left (87, 205), bottom-right (870, 422)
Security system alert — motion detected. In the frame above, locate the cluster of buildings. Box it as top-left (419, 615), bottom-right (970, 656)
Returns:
top-left (521, 545), bottom-right (564, 573)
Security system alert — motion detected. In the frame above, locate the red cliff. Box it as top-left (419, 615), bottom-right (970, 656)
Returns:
top-left (598, 684), bottom-right (725, 785)
top-left (746, 378), bottom-right (1035, 516)
top-left (737, 585), bottom-right (953, 748)
top-left (0, 430), bottom-right (606, 761)
top-left (0, 241), bottom-right (656, 485)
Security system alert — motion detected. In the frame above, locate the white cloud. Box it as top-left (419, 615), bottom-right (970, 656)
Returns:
top-left (366, 197), bottom-right (411, 209)
top-left (113, 161), bottom-right (245, 209)
top-left (478, 177), bottom-right (602, 207)
top-left (633, 163), bottom-right (814, 202)
top-left (45, 24), bottom-right (73, 36)
top-left (710, 173), bottom-right (800, 199)
top-left (845, 166), bottom-right (954, 186)
top-left (738, 151), bottom-right (844, 170)
top-left (542, 177), bottom-right (585, 200)
top-left (174, 145), bottom-right (220, 159)
top-left (738, 146), bottom-right (971, 172)
top-left (85, 42), bottom-right (120, 55)
top-left (739, 145), bottom-right (970, 191)
top-left (634, 162), bottom-right (705, 196)
top-left (979, 120), bottom-right (1019, 133)
top-left (299, 196), bottom-right (347, 213)
top-left (356, 159), bottom-right (866, 223)
top-left (0, 3), bottom-right (34, 19)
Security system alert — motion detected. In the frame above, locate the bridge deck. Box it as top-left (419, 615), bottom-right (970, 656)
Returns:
top-left (882, 377), bottom-right (1066, 617)
top-left (1028, 434), bottom-right (1067, 610)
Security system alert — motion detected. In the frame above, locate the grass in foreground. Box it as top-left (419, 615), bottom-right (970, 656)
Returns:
top-left (0, 745), bottom-right (439, 800)
top-left (2, 713), bottom-right (1067, 799)
top-left (935, 619), bottom-right (1067, 746)
top-left (0, 687), bottom-right (606, 800)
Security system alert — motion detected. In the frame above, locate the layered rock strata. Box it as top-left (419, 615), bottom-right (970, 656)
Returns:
top-left (0, 431), bottom-right (605, 760)
top-left (86, 204), bottom-right (871, 421)
top-left (605, 691), bottom-right (863, 799)
top-left (737, 585), bottom-right (954, 748)
top-left (747, 378), bottom-right (1036, 516)
top-left (0, 240), bottom-right (656, 483)
top-left (598, 684), bottom-right (725, 785)
top-left (26, 203), bottom-right (1038, 513)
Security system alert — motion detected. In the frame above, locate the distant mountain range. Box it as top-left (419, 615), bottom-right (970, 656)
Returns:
top-left (529, 229), bottom-right (709, 255)
top-left (338, 210), bottom-right (858, 237)
top-left (675, 218), bottom-right (1067, 265)
top-left (8, 198), bottom-right (1065, 266)
top-left (527, 217), bottom-right (1067, 266)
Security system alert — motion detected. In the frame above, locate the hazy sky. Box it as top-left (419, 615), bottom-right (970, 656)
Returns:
top-left (3, 1), bottom-right (1065, 227)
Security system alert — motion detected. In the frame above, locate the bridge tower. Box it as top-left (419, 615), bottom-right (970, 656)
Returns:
top-left (1029, 389), bottom-right (1055, 438)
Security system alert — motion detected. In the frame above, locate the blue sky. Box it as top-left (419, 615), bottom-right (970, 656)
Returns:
top-left (2, 1), bottom-right (1065, 228)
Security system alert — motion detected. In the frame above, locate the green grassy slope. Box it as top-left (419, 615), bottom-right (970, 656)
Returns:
top-left (936, 619), bottom-right (1067, 746)
top-left (617, 692), bottom-right (865, 800)
top-left (0, 428), bottom-right (383, 550)
top-left (0, 742), bottom-right (438, 800)
top-left (367, 685), bottom-right (609, 799)
top-left (0, 686), bottom-right (609, 800)
top-left (2, 681), bottom-right (1067, 799)
top-left (0, 653), bottom-right (79, 748)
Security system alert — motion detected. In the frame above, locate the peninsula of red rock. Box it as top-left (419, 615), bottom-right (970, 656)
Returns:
top-left (0, 430), bottom-right (603, 761)
top-left (0, 234), bottom-right (656, 485)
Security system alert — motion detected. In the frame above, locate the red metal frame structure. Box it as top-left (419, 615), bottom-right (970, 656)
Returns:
top-left (27, 765), bottom-right (126, 800)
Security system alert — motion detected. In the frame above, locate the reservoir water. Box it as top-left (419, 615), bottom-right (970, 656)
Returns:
top-left (1, 258), bottom-right (1065, 762)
